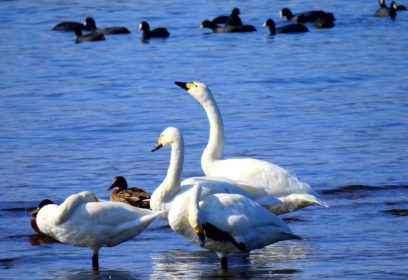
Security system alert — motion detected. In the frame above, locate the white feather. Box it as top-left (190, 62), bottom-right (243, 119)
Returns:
top-left (36, 191), bottom-right (161, 263)
top-left (179, 81), bottom-right (327, 213)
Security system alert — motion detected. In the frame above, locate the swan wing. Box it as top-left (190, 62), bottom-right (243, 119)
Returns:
top-left (38, 201), bottom-right (161, 248)
top-left (181, 176), bottom-right (281, 208)
top-left (200, 193), bottom-right (299, 251)
top-left (210, 158), bottom-right (315, 197)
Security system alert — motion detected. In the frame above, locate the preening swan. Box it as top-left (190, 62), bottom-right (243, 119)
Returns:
top-left (150, 127), bottom-right (283, 217)
top-left (32, 191), bottom-right (161, 269)
top-left (168, 184), bottom-right (300, 269)
top-left (175, 81), bottom-right (327, 214)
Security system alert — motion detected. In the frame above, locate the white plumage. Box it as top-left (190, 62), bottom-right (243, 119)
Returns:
top-left (175, 81), bottom-right (327, 213)
top-left (33, 191), bottom-right (161, 269)
top-left (168, 184), bottom-right (300, 268)
top-left (150, 127), bottom-right (282, 218)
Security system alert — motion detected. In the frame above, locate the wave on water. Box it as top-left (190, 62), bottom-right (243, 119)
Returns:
top-left (319, 184), bottom-right (408, 195)
top-left (382, 209), bottom-right (408, 217)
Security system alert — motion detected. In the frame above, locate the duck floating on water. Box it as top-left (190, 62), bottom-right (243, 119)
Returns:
top-left (108, 176), bottom-right (150, 209)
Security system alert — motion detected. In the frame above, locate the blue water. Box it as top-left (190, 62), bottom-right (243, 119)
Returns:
top-left (1, 0), bottom-right (407, 279)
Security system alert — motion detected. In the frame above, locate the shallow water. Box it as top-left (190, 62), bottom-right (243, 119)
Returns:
top-left (1, 0), bottom-right (407, 279)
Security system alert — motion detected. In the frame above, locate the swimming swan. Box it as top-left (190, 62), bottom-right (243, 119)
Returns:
top-left (174, 81), bottom-right (327, 214)
top-left (32, 191), bottom-right (161, 269)
top-left (150, 127), bottom-right (283, 217)
top-left (168, 184), bottom-right (300, 269)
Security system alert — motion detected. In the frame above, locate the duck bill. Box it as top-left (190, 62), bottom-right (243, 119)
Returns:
top-left (174, 81), bottom-right (188, 90)
top-left (31, 207), bottom-right (40, 216)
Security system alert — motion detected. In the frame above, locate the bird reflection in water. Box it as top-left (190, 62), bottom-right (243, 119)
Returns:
top-left (29, 234), bottom-right (60, 246)
top-left (150, 241), bottom-right (309, 278)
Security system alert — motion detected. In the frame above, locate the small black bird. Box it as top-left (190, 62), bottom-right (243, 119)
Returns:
top-left (138, 21), bottom-right (170, 40)
top-left (200, 20), bottom-right (256, 33)
top-left (263, 18), bottom-right (308, 35)
top-left (83, 17), bottom-right (130, 35)
top-left (314, 13), bottom-right (336, 28)
top-left (52, 20), bottom-right (91, 32)
top-left (280, 8), bottom-right (326, 23)
top-left (74, 27), bottom-right (105, 44)
top-left (375, 1), bottom-right (398, 19)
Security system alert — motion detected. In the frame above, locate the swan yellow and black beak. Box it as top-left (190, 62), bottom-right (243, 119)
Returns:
top-left (151, 144), bottom-right (162, 152)
top-left (194, 225), bottom-right (205, 247)
top-left (174, 81), bottom-right (195, 91)
top-left (151, 134), bottom-right (164, 152)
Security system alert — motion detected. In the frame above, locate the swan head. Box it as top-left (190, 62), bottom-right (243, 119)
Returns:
top-left (151, 127), bottom-right (182, 152)
top-left (194, 225), bottom-right (205, 247)
top-left (174, 81), bottom-right (211, 103)
top-left (108, 176), bottom-right (128, 190)
top-left (77, 191), bottom-right (99, 202)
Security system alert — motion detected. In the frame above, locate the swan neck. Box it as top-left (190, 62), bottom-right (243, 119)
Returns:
top-left (54, 193), bottom-right (88, 224)
top-left (201, 94), bottom-right (224, 173)
top-left (188, 185), bottom-right (201, 228)
top-left (151, 139), bottom-right (184, 211)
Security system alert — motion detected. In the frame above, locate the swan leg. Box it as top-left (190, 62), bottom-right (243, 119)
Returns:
top-left (220, 256), bottom-right (228, 270)
top-left (92, 252), bottom-right (99, 269)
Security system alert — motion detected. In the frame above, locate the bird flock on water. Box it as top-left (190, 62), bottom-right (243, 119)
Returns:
top-left (52, 1), bottom-right (405, 43)
top-left (31, 0), bottom-right (405, 270)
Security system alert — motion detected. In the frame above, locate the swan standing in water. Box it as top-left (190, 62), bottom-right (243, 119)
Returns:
top-left (174, 81), bottom-right (327, 214)
top-left (32, 191), bottom-right (161, 269)
top-left (169, 184), bottom-right (300, 269)
top-left (150, 127), bottom-right (283, 217)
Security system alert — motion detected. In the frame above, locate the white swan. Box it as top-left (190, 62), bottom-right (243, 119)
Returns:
top-left (168, 184), bottom-right (300, 269)
top-left (32, 191), bottom-right (161, 269)
top-left (150, 127), bottom-right (283, 218)
top-left (174, 81), bottom-right (327, 213)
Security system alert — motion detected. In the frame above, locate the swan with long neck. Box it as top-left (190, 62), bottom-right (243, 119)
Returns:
top-left (168, 184), bottom-right (300, 269)
top-left (175, 81), bottom-right (327, 213)
top-left (32, 191), bottom-right (161, 269)
top-left (150, 127), bottom-right (284, 218)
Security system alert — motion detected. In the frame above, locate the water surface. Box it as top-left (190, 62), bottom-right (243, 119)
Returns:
top-left (0, 0), bottom-right (407, 279)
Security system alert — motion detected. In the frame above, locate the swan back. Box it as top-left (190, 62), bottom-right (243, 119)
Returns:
top-left (36, 193), bottom-right (161, 250)
top-left (199, 193), bottom-right (300, 252)
top-left (37, 191), bottom-right (98, 226)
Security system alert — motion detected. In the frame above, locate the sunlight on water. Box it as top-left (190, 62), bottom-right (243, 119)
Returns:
top-left (0, 0), bottom-right (407, 279)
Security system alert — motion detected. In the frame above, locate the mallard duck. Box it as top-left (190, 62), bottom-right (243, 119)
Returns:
top-left (108, 176), bottom-right (150, 209)
top-left (174, 81), bottom-right (327, 214)
top-left (31, 191), bottom-right (161, 269)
